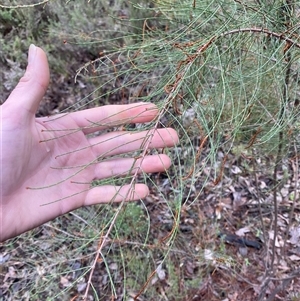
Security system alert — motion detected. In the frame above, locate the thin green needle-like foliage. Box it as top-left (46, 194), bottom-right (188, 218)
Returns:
top-left (2, 0), bottom-right (300, 300)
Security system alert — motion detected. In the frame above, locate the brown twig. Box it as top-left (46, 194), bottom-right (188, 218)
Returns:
top-left (214, 155), bottom-right (227, 185)
top-left (182, 134), bottom-right (208, 180)
top-left (159, 209), bottom-right (179, 244)
top-left (283, 142), bottom-right (299, 257)
top-left (83, 133), bottom-right (157, 299)
top-left (220, 28), bottom-right (300, 48)
top-left (259, 2), bottom-right (295, 299)
top-left (83, 99), bottom-right (177, 300)
top-left (265, 268), bottom-right (300, 301)
top-left (245, 127), bottom-right (262, 149)
top-left (133, 269), bottom-right (157, 300)
top-left (251, 150), bottom-right (267, 249)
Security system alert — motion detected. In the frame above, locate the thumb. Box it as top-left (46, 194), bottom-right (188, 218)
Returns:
top-left (5, 44), bottom-right (50, 117)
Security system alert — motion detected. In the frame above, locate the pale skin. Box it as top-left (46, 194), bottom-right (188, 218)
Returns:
top-left (0, 45), bottom-right (178, 242)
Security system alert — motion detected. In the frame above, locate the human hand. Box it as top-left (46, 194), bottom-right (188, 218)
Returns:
top-left (0, 45), bottom-right (178, 242)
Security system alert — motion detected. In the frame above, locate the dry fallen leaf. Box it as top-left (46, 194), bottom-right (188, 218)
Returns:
top-left (289, 254), bottom-right (300, 261)
top-left (156, 263), bottom-right (166, 280)
top-left (235, 227), bottom-right (251, 237)
top-left (269, 230), bottom-right (282, 247)
top-left (60, 276), bottom-right (70, 287)
top-left (289, 227), bottom-right (300, 245)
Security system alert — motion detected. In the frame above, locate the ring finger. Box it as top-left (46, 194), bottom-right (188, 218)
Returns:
top-left (89, 128), bottom-right (178, 158)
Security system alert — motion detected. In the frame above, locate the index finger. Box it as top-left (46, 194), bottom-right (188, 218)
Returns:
top-left (70, 102), bottom-right (158, 134)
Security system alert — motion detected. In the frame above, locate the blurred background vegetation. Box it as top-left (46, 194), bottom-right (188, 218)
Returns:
top-left (1, 0), bottom-right (300, 300)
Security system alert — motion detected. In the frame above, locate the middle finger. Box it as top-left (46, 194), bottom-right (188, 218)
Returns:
top-left (89, 128), bottom-right (178, 157)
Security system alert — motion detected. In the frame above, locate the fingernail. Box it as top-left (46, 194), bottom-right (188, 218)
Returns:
top-left (28, 44), bottom-right (37, 64)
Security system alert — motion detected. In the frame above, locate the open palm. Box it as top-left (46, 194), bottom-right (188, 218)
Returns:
top-left (0, 45), bottom-right (178, 242)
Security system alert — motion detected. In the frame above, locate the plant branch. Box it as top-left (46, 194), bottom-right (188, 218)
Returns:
top-left (283, 142), bottom-right (299, 257)
top-left (82, 106), bottom-right (175, 299)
